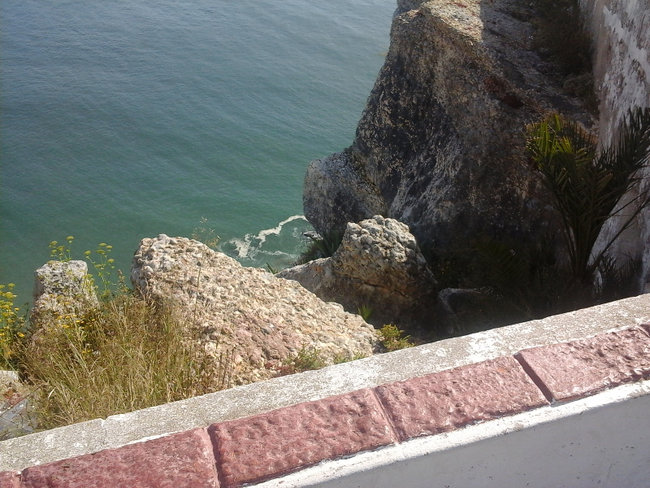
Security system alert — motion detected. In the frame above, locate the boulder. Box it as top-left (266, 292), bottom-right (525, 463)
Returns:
top-left (131, 235), bottom-right (378, 385)
top-left (30, 260), bottom-right (98, 327)
top-left (303, 0), bottom-right (594, 257)
top-left (278, 216), bottom-right (438, 328)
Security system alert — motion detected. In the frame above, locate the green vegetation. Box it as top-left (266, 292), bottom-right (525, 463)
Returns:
top-left (21, 294), bottom-right (226, 429)
top-left (378, 324), bottom-right (414, 352)
top-left (423, 108), bottom-right (649, 331)
top-left (357, 304), bottom-right (373, 321)
top-left (1, 238), bottom-right (229, 432)
top-left (296, 230), bottom-right (344, 264)
top-left (276, 346), bottom-right (328, 375)
top-left (271, 346), bottom-right (367, 376)
top-left (526, 108), bottom-right (650, 284)
top-left (0, 283), bottom-right (28, 369)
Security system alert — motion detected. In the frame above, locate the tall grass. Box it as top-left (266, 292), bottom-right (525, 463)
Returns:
top-left (19, 294), bottom-right (229, 430)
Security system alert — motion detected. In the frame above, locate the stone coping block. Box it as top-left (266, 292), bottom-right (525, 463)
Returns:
top-left (209, 389), bottom-right (396, 487)
top-left (516, 325), bottom-right (650, 402)
top-left (3, 323), bottom-right (650, 487)
top-left (0, 471), bottom-right (21, 488)
top-left (19, 429), bottom-right (219, 488)
top-left (1, 295), bottom-right (649, 487)
top-left (375, 355), bottom-right (548, 441)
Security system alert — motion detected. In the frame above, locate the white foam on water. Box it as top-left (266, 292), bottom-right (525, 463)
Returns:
top-left (227, 215), bottom-right (309, 261)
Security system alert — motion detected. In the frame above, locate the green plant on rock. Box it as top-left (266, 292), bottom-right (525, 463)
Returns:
top-left (526, 108), bottom-right (650, 285)
top-left (296, 230), bottom-right (344, 263)
top-left (83, 242), bottom-right (123, 299)
top-left (378, 324), bottom-right (414, 352)
top-left (357, 304), bottom-right (373, 321)
top-left (48, 235), bottom-right (75, 262)
top-left (282, 346), bottom-right (327, 374)
top-left (0, 283), bottom-right (28, 370)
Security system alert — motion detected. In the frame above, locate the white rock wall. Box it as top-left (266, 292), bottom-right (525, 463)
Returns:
top-left (582, 0), bottom-right (650, 289)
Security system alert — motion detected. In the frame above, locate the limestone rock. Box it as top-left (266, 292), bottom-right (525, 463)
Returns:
top-left (278, 216), bottom-right (438, 328)
top-left (30, 260), bottom-right (98, 326)
top-left (131, 235), bottom-right (378, 385)
top-left (0, 370), bottom-right (35, 440)
top-left (303, 0), bottom-right (594, 255)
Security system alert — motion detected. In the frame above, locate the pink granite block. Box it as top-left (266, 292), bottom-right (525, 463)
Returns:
top-left (209, 388), bottom-right (396, 487)
top-left (516, 326), bottom-right (650, 402)
top-left (374, 356), bottom-right (548, 442)
top-left (21, 429), bottom-right (219, 488)
top-left (0, 471), bottom-right (22, 488)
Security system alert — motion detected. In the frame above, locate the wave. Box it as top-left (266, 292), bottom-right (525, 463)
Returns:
top-left (223, 215), bottom-right (312, 268)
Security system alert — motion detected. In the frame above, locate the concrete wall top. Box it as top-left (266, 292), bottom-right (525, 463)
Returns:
top-left (0, 294), bottom-right (648, 486)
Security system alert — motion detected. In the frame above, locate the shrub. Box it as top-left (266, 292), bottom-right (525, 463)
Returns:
top-left (4, 237), bottom-right (231, 432)
top-left (378, 324), bottom-right (414, 352)
top-left (526, 108), bottom-right (650, 285)
top-left (296, 230), bottom-right (344, 264)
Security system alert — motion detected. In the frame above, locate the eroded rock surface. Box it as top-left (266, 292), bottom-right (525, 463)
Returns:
top-left (279, 216), bottom-right (437, 328)
top-left (30, 260), bottom-right (98, 327)
top-left (131, 235), bottom-right (378, 385)
top-left (304, 0), bottom-right (593, 255)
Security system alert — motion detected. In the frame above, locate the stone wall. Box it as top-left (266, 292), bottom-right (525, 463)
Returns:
top-left (584, 0), bottom-right (650, 289)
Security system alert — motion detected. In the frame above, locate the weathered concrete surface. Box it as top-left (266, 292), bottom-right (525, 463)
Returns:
top-left (304, 0), bottom-right (593, 255)
top-left (2, 323), bottom-right (649, 487)
top-left (2, 293), bottom-right (647, 473)
top-left (278, 216), bottom-right (437, 328)
top-left (584, 0), bottom-right (650, 290)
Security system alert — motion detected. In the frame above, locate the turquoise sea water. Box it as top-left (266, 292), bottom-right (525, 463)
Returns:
top-left (0, 0), bottom-right (394, 302)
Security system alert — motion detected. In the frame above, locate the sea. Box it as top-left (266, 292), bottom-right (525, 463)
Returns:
top-left (0, 0), bottom-right (394, 303)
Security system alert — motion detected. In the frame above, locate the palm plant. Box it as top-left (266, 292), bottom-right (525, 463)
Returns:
top-left (526, 108), bottom-right (650, 284)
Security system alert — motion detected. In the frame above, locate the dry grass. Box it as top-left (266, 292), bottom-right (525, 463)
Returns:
top-left (18, 294), bottom-right (229, 430)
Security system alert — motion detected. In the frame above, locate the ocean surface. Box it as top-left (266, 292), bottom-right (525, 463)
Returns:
top-left (0, 0), bottom-right (394, 302)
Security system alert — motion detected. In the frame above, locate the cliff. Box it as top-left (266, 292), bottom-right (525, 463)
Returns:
top-left (304, 0), bottom-right (594, 256)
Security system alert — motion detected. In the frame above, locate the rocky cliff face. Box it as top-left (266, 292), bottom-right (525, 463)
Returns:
top-left (304, 0), bottom-right (593, 255)
top-left (131, 235), bottom-right (378, 385)
top-left (279, 216), bottom-right (438, 328)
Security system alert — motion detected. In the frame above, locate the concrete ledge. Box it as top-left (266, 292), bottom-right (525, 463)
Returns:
top-left (0, 294), bottom-right (649, 481)
top-left (264, 379), bottom-right (650, 487)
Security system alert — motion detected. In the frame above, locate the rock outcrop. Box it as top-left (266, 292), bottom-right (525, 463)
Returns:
top-left (279, 216), bottom-right (437, 328)
top-left (131, 235), bottom-right (378, 385)
top-left (30, 260), bottom-right (98, 327)
top-left (304, 0), bottom-right (594, 256)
